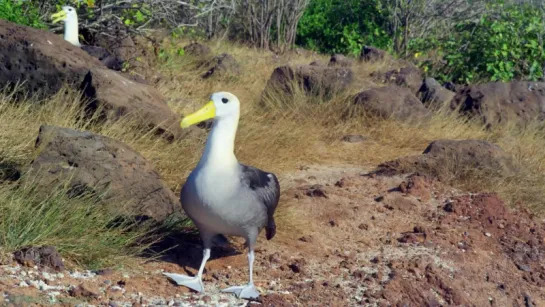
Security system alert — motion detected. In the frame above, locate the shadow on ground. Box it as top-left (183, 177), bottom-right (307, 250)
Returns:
top-left (145, 224), bottom-right (243, 275)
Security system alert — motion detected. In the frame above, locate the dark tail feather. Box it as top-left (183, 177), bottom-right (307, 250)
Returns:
top-left (266, 218), bottom-right (276, 240)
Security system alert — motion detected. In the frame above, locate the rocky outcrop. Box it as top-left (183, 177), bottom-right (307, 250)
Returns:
top-left (360, 46), bottom-right (388, 62)
top-left (13, 246), bottom-right (64, 271)
top-left (377, 139), bottom-right (519, 180)
top-left (91, 23), bottom-right (140, 65)
top-left (263, 65), bottom-right (353, 99)
top-left (201, 53), bottom-right (240, 79)
top-left (328, 54), bottom-right (353, 67)
top-left (451, 81), bottom-right (545, 126)
top-left (350, 86), bottom-right (430, 122)
top-left (89, 23), bottom-right (145, 74)
top-left (79, 69), bottom-right (185, 140)
top-left (0, 20), bottom-right (183, 141)
top-left (24, 125), bottom-right (180, 222)
top-left (379, 66), bottom-right (423, 94)
top-left (418, 77), bottom-right (455, 109)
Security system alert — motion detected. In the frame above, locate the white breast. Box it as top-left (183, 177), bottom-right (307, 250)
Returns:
top-left (181, 165), bottom-right (253, 236)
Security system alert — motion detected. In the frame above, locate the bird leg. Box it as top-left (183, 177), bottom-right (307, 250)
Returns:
top-left (163, 247), bottom-right (210, 293)
top-left (222, 249), bottom-right (260, 299)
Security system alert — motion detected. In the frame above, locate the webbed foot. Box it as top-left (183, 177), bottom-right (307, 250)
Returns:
top-left (222, 283), bottom-right (259, 299)
top-left (163, 272), bottom-right (204, 293)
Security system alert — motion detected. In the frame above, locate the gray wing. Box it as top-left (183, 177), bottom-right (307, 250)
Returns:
top-left (239, 164), bottom-right (280, 240)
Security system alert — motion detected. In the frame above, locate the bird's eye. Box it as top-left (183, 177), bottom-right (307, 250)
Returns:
top-left (221, 98), bottom-right (229, 104)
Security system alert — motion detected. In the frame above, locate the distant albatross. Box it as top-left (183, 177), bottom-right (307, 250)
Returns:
top-left (51, 6), bottom-right (123, 71)
top-left (163, 92), bottom-right (280, 299)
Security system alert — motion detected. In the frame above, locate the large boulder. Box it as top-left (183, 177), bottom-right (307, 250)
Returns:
top-left (89, 22), bottom-right (141, 66)
top-left (263, 65), bottom-right (353, 99)
top-left (349, 86), bottom-right (431, 122)
top-left (450, 81), bottom-right (545, 126)
top-left (23, 125), bottom-right (180, 222)
top-left (418, 77), bottom-right (455, 110)
top-left (379, 66), bottom-right (423, 94)
top-left (201, 53), bottom-right (240, 79)
top-left (376, 139), bottom-right (519, 181)
top-left (0, 19), bottom-right (183, 141)
top-left (328, 54), bottom-right (353, 67)
top-left (360, 46), bottom-right (389, 63)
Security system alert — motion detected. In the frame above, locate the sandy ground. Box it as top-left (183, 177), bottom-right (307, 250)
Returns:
top-left (2, 163), bottom-right (545, 307)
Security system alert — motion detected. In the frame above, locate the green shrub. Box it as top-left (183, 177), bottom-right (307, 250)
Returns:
top-left (297, 0), bottom-right (391, 55)
top-left (0, 0), bottom-right (46, 29)
top-left (411, 2), bottom-right (545, 84)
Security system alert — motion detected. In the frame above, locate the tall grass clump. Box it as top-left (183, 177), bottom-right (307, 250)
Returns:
top-left (0, 182), bottom-right (157, 269)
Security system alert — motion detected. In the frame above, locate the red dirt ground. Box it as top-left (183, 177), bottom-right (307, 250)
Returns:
top-left (1, 165), bottom-right (545, 306)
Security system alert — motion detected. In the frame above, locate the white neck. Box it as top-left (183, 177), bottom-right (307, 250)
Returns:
top-left (64, 17), bottom-right (81, 47)
top-left (198, 114), bottom-right (239, 169)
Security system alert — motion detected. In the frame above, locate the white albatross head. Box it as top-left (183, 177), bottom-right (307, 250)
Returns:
top-left (51, 6), bottom-right (81, 47)
top-left (180, 92), bottom-right (240, 128)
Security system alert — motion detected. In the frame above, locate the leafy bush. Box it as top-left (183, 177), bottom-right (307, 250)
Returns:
top-left (0, 0), bottom-right (46, 29)
top-left (411, 2), bottom-right (545, 84)
top-left (296, 0), bottom-right (391, 55)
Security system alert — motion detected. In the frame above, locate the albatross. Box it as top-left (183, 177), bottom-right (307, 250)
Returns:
top-left (51, 6), bottom-right (124, 71)
top-left (163, 92), bottom-right (280, 300)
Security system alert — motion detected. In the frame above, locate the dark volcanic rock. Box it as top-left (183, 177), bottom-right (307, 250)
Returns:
top-left (0, 19), bottom-right (183, 141)
top-left (377, 139), bottom-right (519, 180)
top-left (23, 125), bottom-right (180, 222)
top-left (360, 46), bottom-right (388, 62)
top-left (381, 66), bottom-right (423, 94)
top-left (328, 54), bottom-right (353, 67)
top-left (350, 86), bottom-right (430, 122)
top-left (451, 81), bottom-right (545, 126)
top-left (13, 246), bottom-right (64, 271)
top-left (263, 65), bottom-right (353, 100)
top-left (201, 53), bottom-right (240, 79)
top-left (418, 77), bottom-right (455, 109)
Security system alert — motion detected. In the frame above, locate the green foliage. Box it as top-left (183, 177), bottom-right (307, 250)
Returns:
top-left (0, 0), bottom-right (46, 29)
top-left (297, 0), bottom-right (391, 55)
top-left (121, 3), bottom-right (151, 27)
top-left (410, 2), bottom-right (545, 84)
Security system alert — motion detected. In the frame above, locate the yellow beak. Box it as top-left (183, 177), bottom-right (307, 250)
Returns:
top-left (51, 10), bottom-right (67, 24)
top-left (180, 101), bottom-right (216, 128)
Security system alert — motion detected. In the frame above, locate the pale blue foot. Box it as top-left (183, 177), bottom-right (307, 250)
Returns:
top-left (222, 283), bottom-right (260, 299)
top-left (163, 272), bottom-right (204, 293)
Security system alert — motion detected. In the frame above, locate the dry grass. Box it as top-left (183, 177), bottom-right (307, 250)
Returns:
top-left (2, 37), bottom-right (545, 266)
